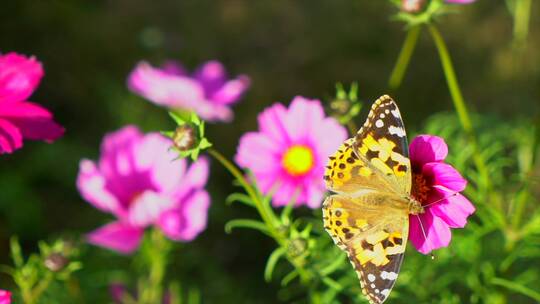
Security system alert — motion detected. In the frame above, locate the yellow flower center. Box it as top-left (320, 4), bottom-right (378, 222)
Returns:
top-left (282, 145), bottom-right (314, 176)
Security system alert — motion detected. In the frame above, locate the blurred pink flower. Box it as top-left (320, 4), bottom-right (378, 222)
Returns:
top-left (409, 135), bottom-right (475, 254)
top-left (0, 52), bottom-right (64, 154)
top-left (445, 0), bottom-right (476, 4)
top-left (235, 96), bottom-right (347, 208)
top-left (77, 126), bottom-right (210, 254)
top-left (0, 290), bottom-right (10, 304)
top-left (128, 60), bottom-right (250, 122)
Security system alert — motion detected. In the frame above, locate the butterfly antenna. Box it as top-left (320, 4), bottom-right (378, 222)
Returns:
top-left (415, 214), bottom-right (436, 260)
top-left (421, 192), bottom-right (459, 208)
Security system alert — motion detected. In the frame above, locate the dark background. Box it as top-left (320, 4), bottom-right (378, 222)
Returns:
top-left (1, 1), bottom-right (539, 302)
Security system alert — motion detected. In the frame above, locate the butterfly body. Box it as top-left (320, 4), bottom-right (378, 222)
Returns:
top-left (323, 95), bottom-right (420, 304)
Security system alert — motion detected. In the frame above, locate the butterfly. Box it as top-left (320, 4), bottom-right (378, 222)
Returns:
top-left (322, 95), bottom-right (424, 304)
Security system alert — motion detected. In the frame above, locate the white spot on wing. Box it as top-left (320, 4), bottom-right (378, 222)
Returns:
top-left (385, 109), bottom-right (390, 114)
top-left (375, 119), bottom-right (384, 128)
top-left (388, 126), bottom-right (406, 137)
top-left (381, 271), bottom-right (398, 280)
top-left (391, 109), bottom-right (400, 118)
top-left (381, 289), bottom-right (390, 297)
top-left (371, 283), bottom-right (375, 288)
top-left (367, 274), bottom-right (376, 282)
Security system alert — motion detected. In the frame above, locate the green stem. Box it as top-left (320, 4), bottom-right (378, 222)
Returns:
top-left (208, 148), bottom-right (311, 282)
top-left (26, 272), bottom-right (54, 304)
top-left (139, 229), bottom-right (170, 304)
top-left (427, 24), bottom-right (493, 193)
top-left (389, 25), bottom-right (422, 90)
top-left (208, 148), bottom-right (281, 242)
top-left (513, 0), bottom-right (532, 48)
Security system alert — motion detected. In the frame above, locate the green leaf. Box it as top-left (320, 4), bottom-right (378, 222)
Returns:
top-left (320, 253), bottom-right (346, 276)
top-left (225, 193), bottom-right (255, 207)
top-left (281, 269), bottom-right (299, 286)
top-left (264, 247), bottom-right (286, 282)
top-left (224, 219), bottom-right (270, 236)
top-left (491, 277), bottom-right (540, 302)
top-left (321, 277), bottom-right (343, 291)
top-left (10, 236), bottom-right (23, 268)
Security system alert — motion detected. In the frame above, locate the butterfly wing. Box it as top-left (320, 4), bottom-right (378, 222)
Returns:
top-left (323, 95), bottom-right (414, 303)
top-left (323, 194), bottom-right (409, 304)
top-left (353, 95), bottom-right (412, 195)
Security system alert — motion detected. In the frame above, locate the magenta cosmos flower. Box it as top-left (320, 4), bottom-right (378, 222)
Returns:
top-left (0, 290), bottom-right (10, 304)
top-left (408, 135), bottom-right (475, 254)
top-left (128, 60), bottom-right (250, 122)
top-left (0, 52), bottom-right (63, 154)
top-left (77, 126), bottom-right (210, 254)
top-left (235, 96), bottom-right (347, 208)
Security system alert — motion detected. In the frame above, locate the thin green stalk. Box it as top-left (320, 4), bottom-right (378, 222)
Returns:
top-left (427, 24), bottom-right (493, 193)
top-left (208, 148), bottom-right (311, 282)
top-left (26, 272), bottom-right (53, 304)
top-left (139, 229), bottom-right (170, 304)
top-left (513, 0), bottom-right (532, 48)
top-left (389, 25), bottom-right (422, 89)
top-left (208, 148), bottom-right (281, 242)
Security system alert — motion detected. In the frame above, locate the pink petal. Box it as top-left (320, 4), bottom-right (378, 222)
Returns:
top-left (161, 60), bottom-right (187, 76)
top-left (194, 60), bottom-right (227, 94)
top-left (127, 61), bottom-right (204, 109)
top-left (191, 100), bottom-right (233, 122)
top-left (110, 283), bottom-right (128, 304)
top-left (430, 186), bottom-right (475, 228)
top-left (77, 159), bottom-right (125, 217)
top-left (257, 103), bottom-right (290, 145)
top-left (409, 209), bottom-right (452, 254)
top-left (209, 75), bottom-right (250, 105)
top-left (158, 190), bottom-right (210, 241)
top-left (0, 52), bottom-right (43, 103)
top-left (235, 132), bottom-right (282, 173)
top-left (0, 118), bottom-right (22, 154)
top-left (87, 221), bottom-right (144, 254)
top-left (271, 178), bottom-right (301, 207)
top-left (409, 135), bottom-right (448, 165)
top-left (308, 117), bottom-right (348, 161)
top-left (128, 191), bottom-right (174, 227)
top-left (423, 162), bottom-right (467, 192)
top-left (285, 96), bottom-right (326, 142)
top-left (0, 289), bottom-right (11, 304)
top-left (134, 133), bottom-right (186, 193)
top-left (305, 182), bottom-right (325, 208)
top-left (174, 156), bottom-right (210, 201)
top-left (0, 101), bottom-right (63, 142)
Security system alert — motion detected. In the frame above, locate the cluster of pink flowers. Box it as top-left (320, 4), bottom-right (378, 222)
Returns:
top-left (0, 52), bottom-right (63, 154)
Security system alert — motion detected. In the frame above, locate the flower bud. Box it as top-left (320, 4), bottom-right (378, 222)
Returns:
top-left (173, 125), bottom-right (197, 151)
top-left (44, 252), bottom-right (69, 272)
top-left (402, 0), bottom-right (426, 13)
top-left (287, 238), bottom-right (308, 258)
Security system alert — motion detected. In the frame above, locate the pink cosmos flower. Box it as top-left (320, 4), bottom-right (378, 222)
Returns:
top-left (0, 290), bottom-right (10, 304)
top-left (128, 60), bottom-right (250, 122)
top-left (0, 52), bottom-right (64, 154)
top-left (235, 96), bottom-right (347, 208)
top-left (408, 135), bottom-right (475, 254)
top-left (77, 126), bottom-right (210, 254)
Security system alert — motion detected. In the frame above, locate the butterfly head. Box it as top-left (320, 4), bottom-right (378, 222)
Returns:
top-left (407, 197), bottom-right (424, 215)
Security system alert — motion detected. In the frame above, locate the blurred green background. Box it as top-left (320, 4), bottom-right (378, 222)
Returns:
top-left (1, 1), bottom-right (539, 303)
